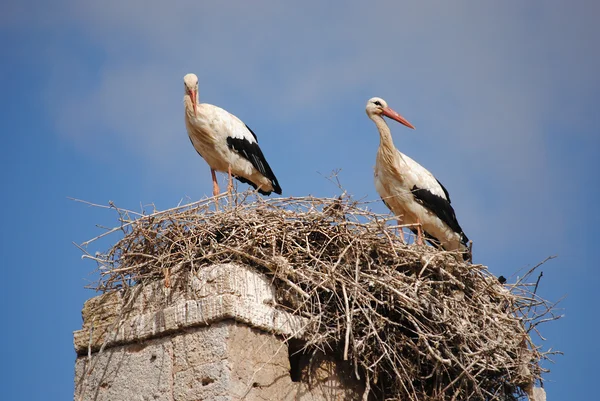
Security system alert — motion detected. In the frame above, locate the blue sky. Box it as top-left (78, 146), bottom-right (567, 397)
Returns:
top-left (1, 1), bottom-right (598, 399)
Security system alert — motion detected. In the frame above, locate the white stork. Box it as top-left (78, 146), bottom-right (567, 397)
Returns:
top-left (366, 97), bottom-right (469, 252)
top-left (183, 73), bottom-right (282, 196)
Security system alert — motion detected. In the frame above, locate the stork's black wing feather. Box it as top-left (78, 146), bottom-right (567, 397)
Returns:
top-left (411, 185), bottom-right (468, 245)
top-left (226, 125), bottom-right (282, 195)
top-left (244, 123), bottom-right (258, 142)
top-left (436, 178), bottom-right (451, 203)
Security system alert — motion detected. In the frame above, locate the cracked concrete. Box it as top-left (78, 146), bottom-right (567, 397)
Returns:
top-left (74, 264), bottom-right (363, 400)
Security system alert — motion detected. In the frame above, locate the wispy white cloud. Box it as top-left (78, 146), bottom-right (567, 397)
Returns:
top-left (38, 0), bottom-right (600, 250)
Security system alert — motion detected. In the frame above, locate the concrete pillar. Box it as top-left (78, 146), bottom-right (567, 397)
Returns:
top-left (74, 263), bottom-right (364, 401)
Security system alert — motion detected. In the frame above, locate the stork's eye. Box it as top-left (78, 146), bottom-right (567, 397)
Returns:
top-left (374, 101), bottom-right (382, 106)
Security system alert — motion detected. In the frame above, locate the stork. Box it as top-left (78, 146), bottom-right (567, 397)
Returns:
top-left (366, 97), bottom-right (469, 252)
top-left (183, 73), bottom-right (282, 197)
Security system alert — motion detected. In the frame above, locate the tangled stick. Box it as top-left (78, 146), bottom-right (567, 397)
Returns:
top-left (78, 192), bottom-right (559, 400)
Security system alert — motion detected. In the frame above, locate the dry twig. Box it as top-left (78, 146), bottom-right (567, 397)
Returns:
top-left (78, 192), bottom-right (558, 401)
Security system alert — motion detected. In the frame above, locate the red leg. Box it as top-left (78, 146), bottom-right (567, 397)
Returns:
top-left (416, 220), bottom-right (424, 246)
top-left (397, 219), bottom-right (406, 244)
top-left (211, 169), bottom-right (220, 197)
top-left (227, 165), bottom-right (234, 194)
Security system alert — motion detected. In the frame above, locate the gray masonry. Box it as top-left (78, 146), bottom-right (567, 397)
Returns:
top-left (74, 263), bottom-right (364, 401)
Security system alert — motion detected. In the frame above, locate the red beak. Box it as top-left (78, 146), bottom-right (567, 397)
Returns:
top-left (382, 107), bottom-right (415, 129)
top-left (191, 90), bottom-right (197, 115)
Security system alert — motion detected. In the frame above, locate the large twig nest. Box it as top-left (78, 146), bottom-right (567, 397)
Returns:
top-left (79, 192), bottom-right (558, 401)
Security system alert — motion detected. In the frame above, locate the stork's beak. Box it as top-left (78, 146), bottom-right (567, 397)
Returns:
top-left (382, 107), bottom-right (415, 129)
top-left (191, 90), bottom-right (198, 115)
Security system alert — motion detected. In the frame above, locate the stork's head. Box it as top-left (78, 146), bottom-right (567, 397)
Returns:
top-left (184, 73), bottom-right (199, 114)
top-left (366, 97), bottom-right (415, 129)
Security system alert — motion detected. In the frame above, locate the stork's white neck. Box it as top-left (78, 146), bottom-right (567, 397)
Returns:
top-left (183, 95), bottom-right (196, 119)
top-left (371, 114), bottom-right (396, 153)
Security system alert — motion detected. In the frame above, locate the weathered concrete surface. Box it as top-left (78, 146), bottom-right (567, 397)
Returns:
top-left (74, 263), bottom-right (364, 401)
top-left (74, 263), bottom-right (307, 354)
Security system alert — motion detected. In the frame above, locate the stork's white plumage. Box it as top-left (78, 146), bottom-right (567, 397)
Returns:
top-left (183, 73), bottom-right (282, 196)
top-left (366, 97), bottom-right (468, 252)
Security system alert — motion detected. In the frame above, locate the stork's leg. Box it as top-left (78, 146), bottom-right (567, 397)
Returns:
top-left (416, 220), bottom-right (424, 246)
top-left (397, 219), bottom-right (406, 244)
top-left (211, 169), bottom-right (220, 197)
top-left (227, 165), bottom-right (234, 205)
top-left (227, 165), bottom-right (234, 194)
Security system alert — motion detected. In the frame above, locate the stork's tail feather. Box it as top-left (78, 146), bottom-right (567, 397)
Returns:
top-left (234, 175), bottom-right (282, 196)
top-left (271, 180), bottom-right (282, 195)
